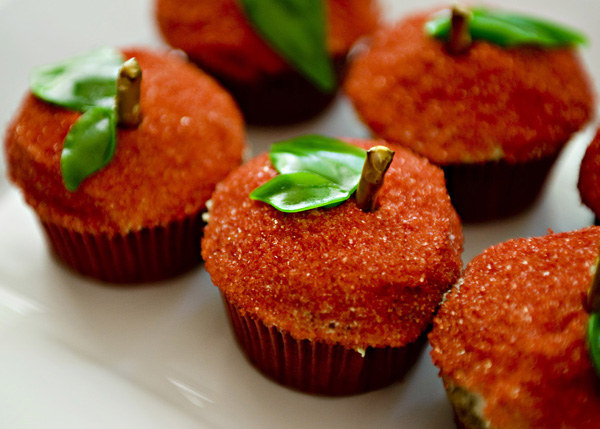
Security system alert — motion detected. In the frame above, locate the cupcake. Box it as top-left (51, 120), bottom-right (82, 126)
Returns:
top-left (5, 47), bottom-right (245, 283)
top-left (345, 6), bottom-right (594, 221)
top-left (429, 227), bottom-right (600, 428)
top-left (155, 0), bottom-right (379, 124)
top-left (579, 128), bottom-right (600, 224)
top-left (201, 135), bottom-right (463, 395)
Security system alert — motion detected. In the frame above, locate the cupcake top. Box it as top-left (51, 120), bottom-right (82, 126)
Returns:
top-left (345, 8), bottom-right (594, 165)
top-left (579, 128), bottom-right (600, 218)
top-left (430, 227), bottom-right (600, 428)
top-left (5, 47), bottom-right (245, 236)
top-left (155, 0), bottom-right (379, 83)
top-left (202, 139), bottom-right (463, 350)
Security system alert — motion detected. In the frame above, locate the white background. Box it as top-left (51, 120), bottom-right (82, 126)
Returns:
top-left (0, 0), bottom-right (599, 427)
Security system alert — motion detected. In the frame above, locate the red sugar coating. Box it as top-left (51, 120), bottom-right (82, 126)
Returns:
top-left (155, 0), bottom-right (379, 83)
top-left (344, 9), bottom-right (594, 165)
top-left (578, 128), bottom-right (600, 217)
top-left (202, 139), bottom-right (463, 349)
top-left (5, 47), bottom-right (245, 236)
top-left (430, 227), bottom-right (600, 428)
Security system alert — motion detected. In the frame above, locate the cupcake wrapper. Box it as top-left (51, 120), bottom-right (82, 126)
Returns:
top-left (41, 213), bottom-right (203, 283)
top-left (196, 57), bottom-right (345, 125)
top-left (223, 297), bottom-right (425, 396)
top-left (443, 153), bottom-right (559, 222)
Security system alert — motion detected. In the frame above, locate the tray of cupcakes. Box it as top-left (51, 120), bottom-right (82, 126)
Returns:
top-left (0, 0), bottom-right (599, 428)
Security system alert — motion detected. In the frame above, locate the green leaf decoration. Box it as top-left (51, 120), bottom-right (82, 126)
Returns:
top-left (30, 48), bottom-right (125, 111)
top-left (250, 172), bottom-right (351, 213)
top-left (474, 9), bottom-right (587, 46)
top-left (587, 313), bottom-right (600, 379)
top-left (29, 48), bottom-right (128, 191)
top-left (425, 7), bottom-right (587, 47)
top-left (60, 106), bottom-right (117, 191)
top-left (270, 135), bottom-right (367, 190)
top-left (239, 0), bottom-right (336, 92)
top-left (250, 135), bottom-right (367, 212)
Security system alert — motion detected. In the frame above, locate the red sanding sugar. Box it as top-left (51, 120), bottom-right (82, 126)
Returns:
top-left (430, 227), bottom-right (600, 428)
top-left (345, 10), bottom-right (594, 165)
top-left (5, 47), bottom-right (245, 235)
top-left (202, 139), bottom-right (463, 350)
top-left (579, 129), bottom-right (600, 218)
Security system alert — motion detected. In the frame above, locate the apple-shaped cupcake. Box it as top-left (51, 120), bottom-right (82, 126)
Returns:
top-left (155, 0), bottom-right (379, 124)
top-left (430, 227), bottom-right (600, 428)
top-left (345, 6), bottom-right (594, 221)
top-left (5, 47), bottom-right (246, 283)
top-left (202, 135), bottom-right (463, 394)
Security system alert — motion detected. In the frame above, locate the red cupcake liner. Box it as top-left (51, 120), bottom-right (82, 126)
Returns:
top-left (223, 297), bottom-right (426, 396)
top-left (196, 56), bottom-right (346, 125)
top-left (40, 213), bottom-right (203, 283)
top-left (443, 152), bottom-right (559, 222)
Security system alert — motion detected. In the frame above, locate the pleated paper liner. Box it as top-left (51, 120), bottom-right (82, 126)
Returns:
top-left (196, 56), bottom-right (346, 125)
top-left (443, 152), bottom-right (559, 223)
top-left (223, 298), bottom-right (426, 396)
top-left (40, 213), bottom-right (203, 283)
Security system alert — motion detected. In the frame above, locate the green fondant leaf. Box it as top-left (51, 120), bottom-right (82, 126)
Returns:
top-left (425, 7), bottom-right (587, 47)
top-left (250, 171), bottom-right (350, 212)
top-left (250, 135), bottom-right (367, 212)
top-left (472, 8), bottom-right (587, 46)
top-left (30, 47), bottom-right (125, 111)
top-left (61, 106), bottom-right (117, 191)
top-left (30, 48), bottom-right (127, 191)
top-left (239, 0), bottom-right (336, 92)
top-left (588, 313), bottom-right (600, 379)
top-left (270, 135), bottom-right (366, 191)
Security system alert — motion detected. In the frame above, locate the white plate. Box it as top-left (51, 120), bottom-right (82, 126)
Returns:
top-left (0, 0), bottom-right (598, 428)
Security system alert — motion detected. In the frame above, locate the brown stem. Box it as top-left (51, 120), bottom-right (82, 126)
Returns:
top-left (116, 58), bottom-right (142, 127)
top-left (449, 5), bottom-right (472, 55)
top-left (589, 257), bottom-right (600, 313)
top-left (356, 146), bottom-right (395, 212)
